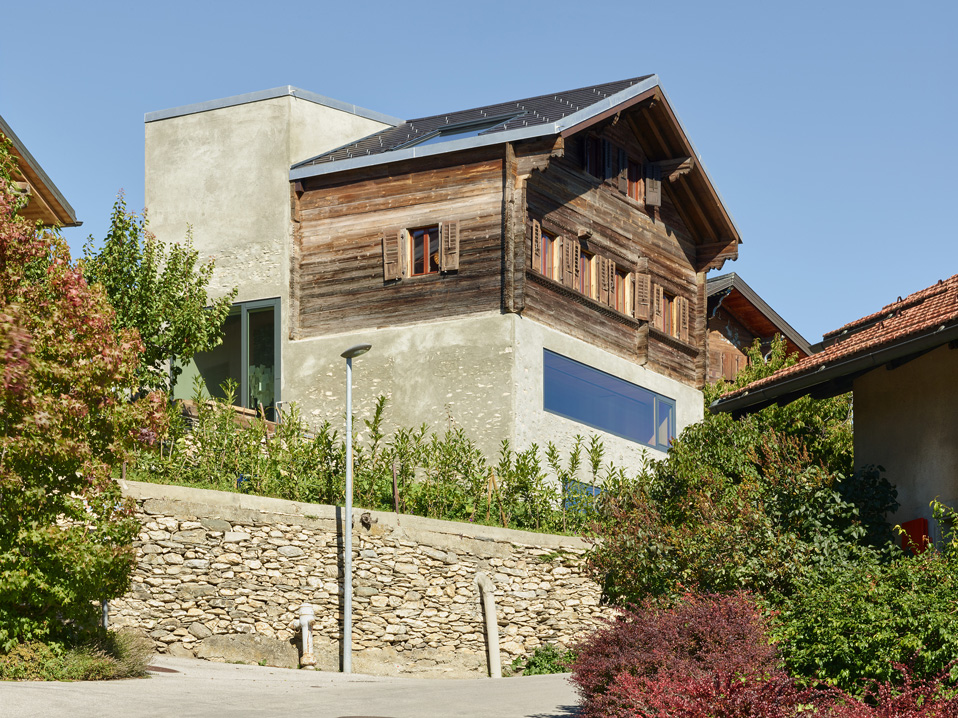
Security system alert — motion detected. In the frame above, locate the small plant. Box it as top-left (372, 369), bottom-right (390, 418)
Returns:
top-left (0, 630), bottom-right (153, 681)
top-left (510, 644), bottom-right (576, 676)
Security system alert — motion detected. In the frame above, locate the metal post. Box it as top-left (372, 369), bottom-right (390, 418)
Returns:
top-left (344, 356), bottom-right (353, 674)
top-left (339, 343), bottom-right (370, 675)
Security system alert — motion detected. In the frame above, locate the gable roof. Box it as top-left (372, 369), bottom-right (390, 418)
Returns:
top-left (707, 273), bottom-right (812, 357)
top-left (0, 114), bottom-right (79, 228)
top-left (289, 75), bottom-right (741, 251)
top-left (292, 76), bottom-right (652, 170)
top-left (711, 273), bottom-right (958, 415)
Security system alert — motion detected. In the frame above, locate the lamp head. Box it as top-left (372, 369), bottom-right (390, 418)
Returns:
top-left (341, 343), bottom-right (372, 359)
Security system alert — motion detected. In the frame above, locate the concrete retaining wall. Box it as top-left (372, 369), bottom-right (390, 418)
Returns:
top-left (111, 481), bottom-right (609, 678)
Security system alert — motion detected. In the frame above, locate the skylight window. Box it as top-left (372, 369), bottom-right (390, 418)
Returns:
top-left (401, 114), bottom-right (519, 150)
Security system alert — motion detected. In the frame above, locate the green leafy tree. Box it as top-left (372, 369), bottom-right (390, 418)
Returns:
top-left (0, 145), bottom-right (165, 650)
top-left (83, 195), bottom-right (237, 392)
top-left (586, 337), bottom-right (897, 605)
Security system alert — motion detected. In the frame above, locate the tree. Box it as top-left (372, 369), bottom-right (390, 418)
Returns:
top-left (586, 337), bottom-right (897, 605)
top-left (0, 144), bottom-right (164, 650)
top-left (83, 195), bottom-right (237, 393)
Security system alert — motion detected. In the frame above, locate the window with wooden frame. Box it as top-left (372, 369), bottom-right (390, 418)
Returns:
top-left (627, 159), bottom-right (644, 202)
top-left (531, 220), bottom-right (567, 282)
top-left (381, 221), bottom-right (459, 281)
top-left (613, 269), bottom-right (630, 314)
top-left (579, 250), bottom-right (595, 297)
top-left (584, 135), bottom-right (613, 180)
top-left (651, 284), bottom-right (690, 342)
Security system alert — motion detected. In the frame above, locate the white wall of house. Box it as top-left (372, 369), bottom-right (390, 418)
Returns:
top-left (854, 344), bottom-right (958, 542)
top-left (281, 312), bottom-right (703, 478)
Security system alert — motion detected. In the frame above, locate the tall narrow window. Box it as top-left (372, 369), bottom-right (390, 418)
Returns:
top-left (628, 159), bottom-right (644, 202)
top-left (579, 251), bottom-right (594, 297)
top-left (172, 298), bottom-right (281, 421)
top-left (410, 225), bottom-right (440, 275)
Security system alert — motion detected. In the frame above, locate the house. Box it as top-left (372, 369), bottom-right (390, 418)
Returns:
top-left (145, 76), bottom-right (742, 469)
top-left (711, 274), bottom-right (958, 545)
top-left (706, 272), bottom-right (812, 383)
top-left (0, 114), bottom-right (80, 228)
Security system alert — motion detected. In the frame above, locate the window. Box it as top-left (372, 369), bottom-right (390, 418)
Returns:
top-left (543, 349), bottom-right (675, 451)
top-left (652, 286), bottom-right (690, 342)
top-left (613, 270), bottom-right (629, 314)
top-left (628, 159), bottom-right (643, 202)
top-left (585, 136), bottom-right (604, 178)
top-left (542, 231), bottom-right (559, 279)
top-left (410, 225), bottom-right (440, 276)
top-left (382, 221), bottom-right (459, 281)
top-left (579, 251), bottom-right (595, 297)
top-left (399, 115), bottom-right (517, 149)
top-left (173, 298), bottom-right (281, 421)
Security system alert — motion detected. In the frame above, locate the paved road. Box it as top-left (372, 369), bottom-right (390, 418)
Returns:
top-left (0, 655), bottom-right (580, 718)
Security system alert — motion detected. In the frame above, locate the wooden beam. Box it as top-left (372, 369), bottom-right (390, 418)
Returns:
top-left (657, 156), bottom-right (694, 182)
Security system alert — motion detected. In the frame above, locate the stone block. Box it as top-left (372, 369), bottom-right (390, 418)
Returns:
top-left (194, 634), bottom-right (299, 669)
top-left (201, 518), bottom-right (232, 532)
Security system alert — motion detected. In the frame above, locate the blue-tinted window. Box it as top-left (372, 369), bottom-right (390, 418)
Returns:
top-left (543, 350), bottom-right (675, 451)
top-left (563, 479), bottom-right (601, 512)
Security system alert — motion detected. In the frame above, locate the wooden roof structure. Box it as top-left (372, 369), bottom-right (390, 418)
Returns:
top-left (0, 114), bottom-right (79, 228)
top-left (707, 273), bottom-right (812, 357)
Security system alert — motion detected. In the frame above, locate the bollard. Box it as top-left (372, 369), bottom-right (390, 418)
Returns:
top-left (299, 604), bottom-right (316, 669)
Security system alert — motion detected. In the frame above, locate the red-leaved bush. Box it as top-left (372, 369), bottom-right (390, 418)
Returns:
top-left (819, 664), bottom-right (958, 718)
top-left (590, 669), bottom-right (817, 718)
top-left (572, 593), bottom-right (779, 718)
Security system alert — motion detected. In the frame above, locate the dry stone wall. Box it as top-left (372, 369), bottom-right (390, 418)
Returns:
top-left (111, 481), bottom-right (610, 677)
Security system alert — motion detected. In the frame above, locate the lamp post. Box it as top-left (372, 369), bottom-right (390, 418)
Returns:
top-left (340, 343), bottom-right (371, 674)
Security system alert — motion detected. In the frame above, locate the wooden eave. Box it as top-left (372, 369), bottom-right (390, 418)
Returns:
top-left (0, 117), bottom-right (79, 228)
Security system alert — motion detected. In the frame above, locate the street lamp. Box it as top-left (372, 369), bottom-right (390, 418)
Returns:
top-left (340, 343), bottom-right (371, 673)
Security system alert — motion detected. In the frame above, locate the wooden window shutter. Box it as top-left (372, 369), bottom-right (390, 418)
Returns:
top-left (603, 140), bottom-right (613, 180)
top-left (531, 219), bottom-right (542, 270)
top-left (678, 296), bottom-right (689, 342)
top-left (652, 283), bottom-right (664, 323)
top-left (606, 259), bottom-right (616, 307)
top-left (382, 229), bottom-right (405, 281)
top-left (440, 220), bottom-right (460, 272)
top-left (645, 163), bottom-right (662, 207)
top-left (561, 237), bottom-right (576, 288)
top-left (633, 272), bottom-right (651, 321)
top-left (617, 149), bottom-right (628, 193)
top-left (572, 240), bottom-right (581, 289)
top-left (598, 257), bottom-right (610, 304)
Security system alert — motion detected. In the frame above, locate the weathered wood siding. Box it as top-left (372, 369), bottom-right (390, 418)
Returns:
top-left (291, 154), bottom-right (504, 338)
top-left (520, 122), bottom-right (705, 388)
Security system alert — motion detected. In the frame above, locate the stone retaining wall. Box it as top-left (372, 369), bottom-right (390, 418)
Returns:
top-left (111, 481), bottom-right (609, 677)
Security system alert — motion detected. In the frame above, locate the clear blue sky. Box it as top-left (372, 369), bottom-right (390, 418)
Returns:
top-left (3, 0), bottom-right (956, 343)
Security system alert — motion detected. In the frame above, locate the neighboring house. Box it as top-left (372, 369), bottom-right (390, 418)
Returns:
top-left (0, 114), bottom-right (80, 228)
top-left (706, 272), bottom-right (812, 383)
top-left (145, 76), bottom-right (742, 469)
top-left (711, 274), bottom-right (958, 546)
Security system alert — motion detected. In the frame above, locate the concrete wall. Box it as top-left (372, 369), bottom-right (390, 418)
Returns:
top-left (281, 311), bottom-right (703, 474)
top-left (854, 344), bottom-right (958, 542)
top-left (111, 481), bottom-right (608, 678)
top-left (144, 92), bottom-right (393, 341)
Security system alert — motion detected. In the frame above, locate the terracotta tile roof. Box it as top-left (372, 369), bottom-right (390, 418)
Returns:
top-left (720, 273), bottom-right (958, 401)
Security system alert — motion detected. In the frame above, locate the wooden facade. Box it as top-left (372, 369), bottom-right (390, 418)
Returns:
top-left (291, 97), bottom-right (738, 391)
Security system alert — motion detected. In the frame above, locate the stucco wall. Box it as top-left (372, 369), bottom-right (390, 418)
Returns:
top-left (110, 481), bottom-right (608, 677)
top-left (281, 312), bottom-right (703, 474)
top-left (854, 344), bottom-right (958, 541)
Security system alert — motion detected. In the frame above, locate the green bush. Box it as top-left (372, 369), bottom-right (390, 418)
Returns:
top-left (128, 385), bottom-right (606, 535)
top-left (510, 643), bottom-right (576, 675)
top-left (0, 630), bottom-right (153, 681)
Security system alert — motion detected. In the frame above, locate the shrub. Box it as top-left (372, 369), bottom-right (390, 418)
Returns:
top-left (772, 548), bottom-right (958, 693)
top-left (0, 629), bottom-right (153, 681)
top-left (129, 388), bottom-right (607, 535)
top-left (510, 644), bottom-right (576, 676)
top-left (571, 593), bottom-right (778, 717)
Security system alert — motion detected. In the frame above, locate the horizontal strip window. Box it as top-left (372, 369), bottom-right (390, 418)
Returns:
top-left (543, 349), bottom-right (675, 451)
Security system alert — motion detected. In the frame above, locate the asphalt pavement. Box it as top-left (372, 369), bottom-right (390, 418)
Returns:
top-left (0, 655), bottom-right (580, 718)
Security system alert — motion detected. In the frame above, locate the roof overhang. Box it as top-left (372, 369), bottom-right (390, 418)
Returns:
top-left (0, 114), bottom-right (80, 228)
top-left (710, 321), bottom-right (958, 417)
top-left (707, 273), bottom-right (812, 356)
top-left (289, 76), bottom-right (741, 252)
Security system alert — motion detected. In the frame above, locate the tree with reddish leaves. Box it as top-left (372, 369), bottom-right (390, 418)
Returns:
top-left (0, 143), bottom-right (164, 650)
